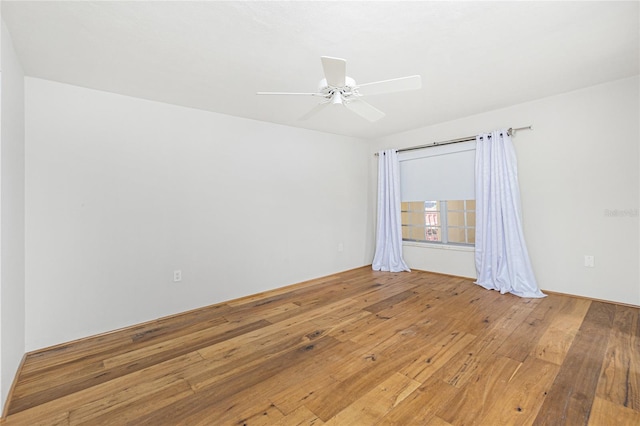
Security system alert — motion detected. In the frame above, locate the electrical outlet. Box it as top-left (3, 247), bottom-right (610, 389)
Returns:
top-left (173, 270), bottom-right (182, 282)
top-left (584, 256), bottom-right (594, 268)
top-left (338, 243), bottom-right (344, 252)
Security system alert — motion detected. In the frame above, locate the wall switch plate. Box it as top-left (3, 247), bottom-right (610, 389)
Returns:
top-left (584, 256), bottom-right (594, 268)
top-left (173, 270), bottom-right (182, 282)
top-left (338, 243), bottom-right (344, 252)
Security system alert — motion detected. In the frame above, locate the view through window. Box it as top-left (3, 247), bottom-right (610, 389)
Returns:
top-left (401, 200), bottom-right (475, 245)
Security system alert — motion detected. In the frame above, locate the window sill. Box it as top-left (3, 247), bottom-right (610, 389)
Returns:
top-left (402, 241), bottom-right (475, 253)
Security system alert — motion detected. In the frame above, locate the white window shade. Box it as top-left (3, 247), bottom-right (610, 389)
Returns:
top-left (398, 141), bottom-right (476, 201)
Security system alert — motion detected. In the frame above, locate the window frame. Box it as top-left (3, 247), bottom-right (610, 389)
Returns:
top-left (401, 200), bottom-right (475, 247)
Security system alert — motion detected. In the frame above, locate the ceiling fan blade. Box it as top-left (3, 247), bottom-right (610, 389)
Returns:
top-left (357, 75), bottom-right (422, 96)
top-left (257, 91), bottom-right (321, 96)
top-left (344, 99), bottom-right (385, 122)
top-left (298, 102), bottom-right (330, 121)
top-left (321, 56), bottom-right (346, 87)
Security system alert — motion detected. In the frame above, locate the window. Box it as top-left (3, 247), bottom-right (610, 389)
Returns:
top-left (401, 200), bottom-right (475, 245)
top-left (398, 139), bottom-right (476, 246)
top-left (401, 201), bottom-right (441, 242)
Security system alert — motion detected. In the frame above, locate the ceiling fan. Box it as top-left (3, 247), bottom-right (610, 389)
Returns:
top-left (256, 56), bottom-right (422, 122)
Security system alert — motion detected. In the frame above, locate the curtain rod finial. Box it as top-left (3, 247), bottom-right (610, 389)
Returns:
top-left (508, 125), bottom-right (533, 136)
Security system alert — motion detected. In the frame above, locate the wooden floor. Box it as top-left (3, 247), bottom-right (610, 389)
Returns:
top-left (2, 267), bottom-right (639, 425)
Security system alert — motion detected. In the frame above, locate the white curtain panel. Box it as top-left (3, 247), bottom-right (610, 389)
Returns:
top-left (475, 130), bottom-right (545, 298)
top-left (372, 149), bottom-right (410, 273)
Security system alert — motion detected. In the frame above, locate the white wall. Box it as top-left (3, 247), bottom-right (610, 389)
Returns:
top-left (0, 20), bottom-right (26, 414)
top-left (371, 76), bottom-right (640, 306)
top-left (25, 78), bottom-right (371, 351)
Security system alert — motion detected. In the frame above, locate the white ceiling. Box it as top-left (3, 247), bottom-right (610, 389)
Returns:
top-left (2, 1), bottom-right (639, 139)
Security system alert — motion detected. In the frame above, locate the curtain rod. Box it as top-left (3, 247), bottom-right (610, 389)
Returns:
top-left (375, 125), bottom-right (533, 156)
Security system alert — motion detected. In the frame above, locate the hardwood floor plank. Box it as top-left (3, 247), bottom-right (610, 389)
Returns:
top-left (281, 274), bottom-right (392, 309)
top-left (238, 341), bottom-right (361, 415)
top-left (444, 287), bottom-right (517, 333)
top-left (8, 314), bottom-right (227, 415)
top-left (423, 416), bottom-right (454, 426)
top-left (193, 299), bottom-right (355, 362)
top-left (329, 310), bottom-right (393, 342)
top-left (491, 294), bottom-right (567, 363)
top-left (400, 326), bottom-right (477, 383)
top-left (7, 318), bottom-right (271, 415)
top-left (189, 334), bottom-right (356, 418)
top-left (476, 300), bottom-right (537, 344)
top-left (348, 311), bottom-right (428, 350)
top-left (477, 357), bottom-right (560, 425)
top-left (351, 278), bottom-right (421, 306)
top-left (436, 355), bottom-right (522, 425)
top-left (402, 281), bottom-right (473, 316)
top-left (0, 409), bottom-right (70, 426)
top-left (184, 398), bottom-right (285, 426)
top-left (19, 303), bottom-right (231, 377)
top-left (69, 375), bottom-right (193, 424)
top-left (375, 375), bottom-right (461, 425)
top-left (596, 304), bottom-right (640, 411)
top-left (588, 396), bottom-right (640, 426)
top-left (272, 406), bottom-right (325, 426)
top-left (7, 351), bottom-right (207, 425)
top-left (303, 319), bottom-right (441, 421)
top-left (75, 379), bottom-right (194, 425)
top-left (533, 297), bottom-right (591, 365)
top-left (267, 364), bottom-right (342, 415)
top-left (362, 289), bottom-right (421, 314)
top-left (312, 309), bottom-right (373, 339)
top-left (3, 269), bottom-right (637, 425)
top-left (323, 372), bottom-right (421, 425)
top-left (423, 276), bottom-right (472, 294)
top-left (532, 301), bottom-right (616, 425)
top-left (438, 333), bottom-right (507, 389)
top-left (164, 338), bottom-right (343, 424)
top-left (133, 335), bottom-right (343, 424)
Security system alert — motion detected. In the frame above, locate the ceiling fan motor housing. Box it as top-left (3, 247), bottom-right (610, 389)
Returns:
top-left (319, 77), bottom-right (358, 104)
